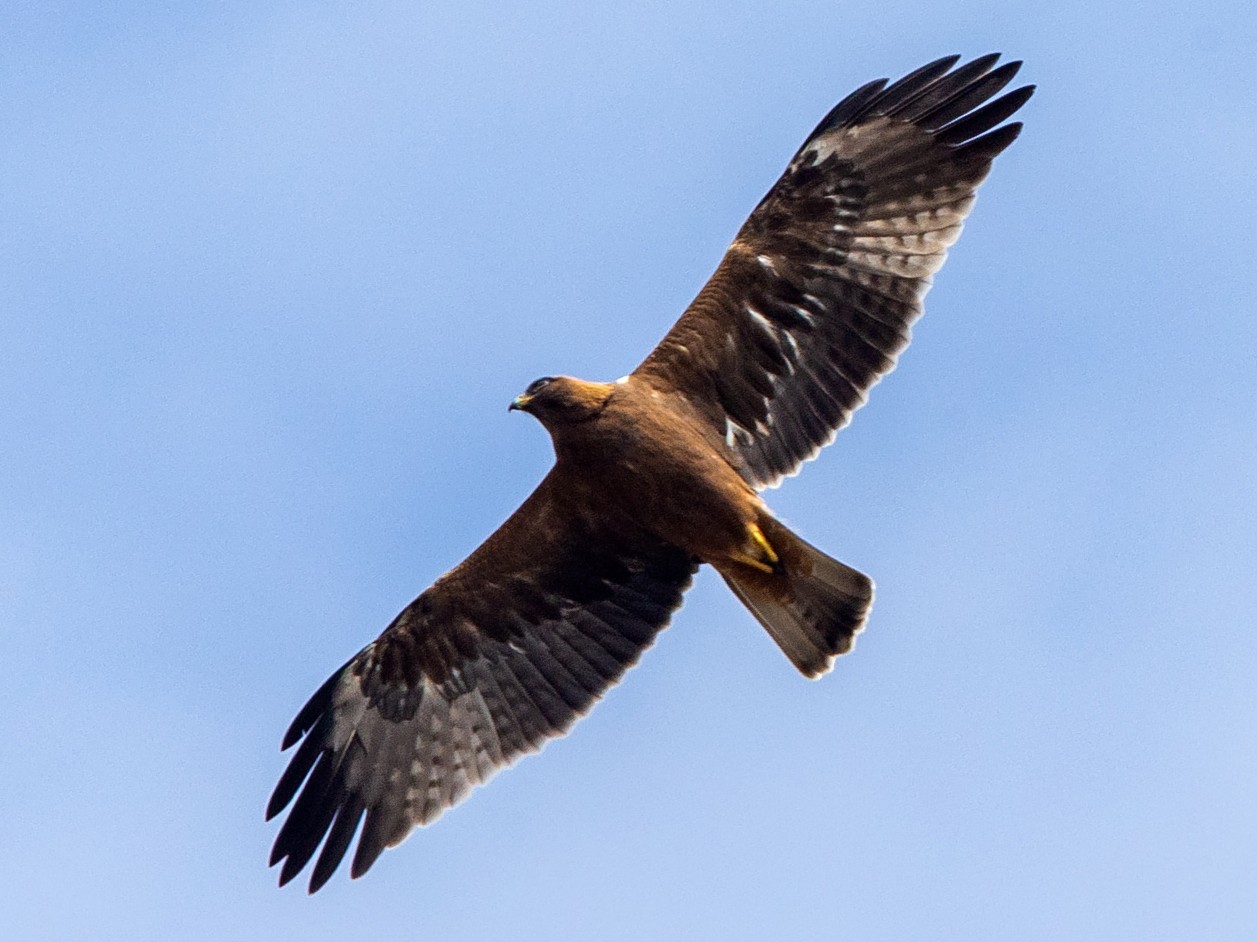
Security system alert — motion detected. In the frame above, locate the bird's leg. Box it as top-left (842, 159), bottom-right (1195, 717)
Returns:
top-left (729, 522), bottom-right (783, 575)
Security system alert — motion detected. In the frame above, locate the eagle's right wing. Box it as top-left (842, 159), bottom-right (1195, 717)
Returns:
top-left (267, 470), bottom-right (696, 892)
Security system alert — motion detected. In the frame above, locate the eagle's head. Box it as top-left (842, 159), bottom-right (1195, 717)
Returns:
top-left (509, 375), bottom-right (613, 429)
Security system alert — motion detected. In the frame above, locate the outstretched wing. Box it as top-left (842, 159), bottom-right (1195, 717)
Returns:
top-left (634, 54), bottom-right (1034, 488)
top-left (267, 471), bottom-right (696, 892)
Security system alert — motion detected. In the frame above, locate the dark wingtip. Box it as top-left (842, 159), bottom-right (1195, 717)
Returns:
top-left (306, 867), bottom-right (332, 895)
top-left (307, 798), bottom-right (366, 893)
top-left (268, 720), bottom-right (329, 820)
top-left (350, 817), bottom-right (389, 880)
top-left (280, 662), bottom-right (350, 750)
top-left (954, 120), bottom-right (1025, 162)
top-left (796, 54), bottom-right (1033, 164)
top-left (934, 82), bottom-right (1035, 151)
top-left (881, 54), bottom-right (963, 99)
top-left (958, 53), bottom-right (1014, 75)
top-left (278, 853), bottom-right (304, 888)
top-left (806, 77), bottom-right (888, 141)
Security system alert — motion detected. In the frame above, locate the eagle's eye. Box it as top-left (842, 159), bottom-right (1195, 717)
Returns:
top-left (525, 376), bottom-right (555, 396)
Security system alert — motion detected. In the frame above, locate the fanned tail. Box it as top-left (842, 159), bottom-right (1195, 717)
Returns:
top-left (718, 518), bottom-right (873, 678)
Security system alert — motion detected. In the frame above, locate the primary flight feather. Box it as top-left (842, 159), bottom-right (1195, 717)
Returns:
top-left (268, 54), bottom-right (1034, 892)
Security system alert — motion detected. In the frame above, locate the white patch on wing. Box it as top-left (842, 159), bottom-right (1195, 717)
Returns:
top-left (724, 416), bottom-right (756, 450)
top-left (800, 132), bottom-right (842, 165)
top-left (795, 300), bottom-right (820, 328)
top-left (780, 331), bottom-right (800, 374)
top-left (745, 306), bottom-right (773, 337)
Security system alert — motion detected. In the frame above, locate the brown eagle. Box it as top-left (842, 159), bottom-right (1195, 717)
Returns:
top-left (268, 54), bottom-right (1033, 891)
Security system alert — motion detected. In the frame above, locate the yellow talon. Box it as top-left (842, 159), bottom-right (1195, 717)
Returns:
top-left (731, 554), bottom-right (775, 574)
top-left (748, 523), bottom-right (778, 565)
top-left (730, 522), bottom-right (780, 574)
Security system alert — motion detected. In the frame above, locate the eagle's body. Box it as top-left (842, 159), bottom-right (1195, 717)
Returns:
top-left (268, 54), bottom-right (1035, 892)
top-left (538, 377), bottom-right (763, 563)
top-left (517, 374), bottom-right (874, 674)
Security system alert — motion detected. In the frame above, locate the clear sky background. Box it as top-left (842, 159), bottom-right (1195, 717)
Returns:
top-left (3, 2), bottom-right (1254, 940)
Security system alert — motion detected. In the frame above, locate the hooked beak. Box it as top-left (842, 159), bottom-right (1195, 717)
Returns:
top-left (509, 394), bottom-right (533, 413)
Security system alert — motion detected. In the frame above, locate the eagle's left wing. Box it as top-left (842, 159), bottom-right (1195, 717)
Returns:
top-left (634, 54), bottom-right (1034, 488)
top-left (267, 470), bottom-right (696, 892)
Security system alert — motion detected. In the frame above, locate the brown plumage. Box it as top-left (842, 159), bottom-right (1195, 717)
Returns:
top-left (268, 54), bottom-right (1034, 891)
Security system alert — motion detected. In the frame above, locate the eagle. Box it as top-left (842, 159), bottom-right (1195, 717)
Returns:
top-left (268, 54), bottom-right (1034, 892)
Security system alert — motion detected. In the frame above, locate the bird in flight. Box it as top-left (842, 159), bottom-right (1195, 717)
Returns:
top-left (268, 53), bottom-right (1033, 892)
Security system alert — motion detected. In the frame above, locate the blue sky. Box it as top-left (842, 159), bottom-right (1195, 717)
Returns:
top-left (3, 2), bottom-right (1255, 939)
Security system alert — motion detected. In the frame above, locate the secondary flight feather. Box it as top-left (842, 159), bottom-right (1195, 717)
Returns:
top-left (268, 54), bottom-right (1034, 892)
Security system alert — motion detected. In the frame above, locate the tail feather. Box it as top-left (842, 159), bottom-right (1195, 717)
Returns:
top-left (718, 520), bottom-right (873, 678)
